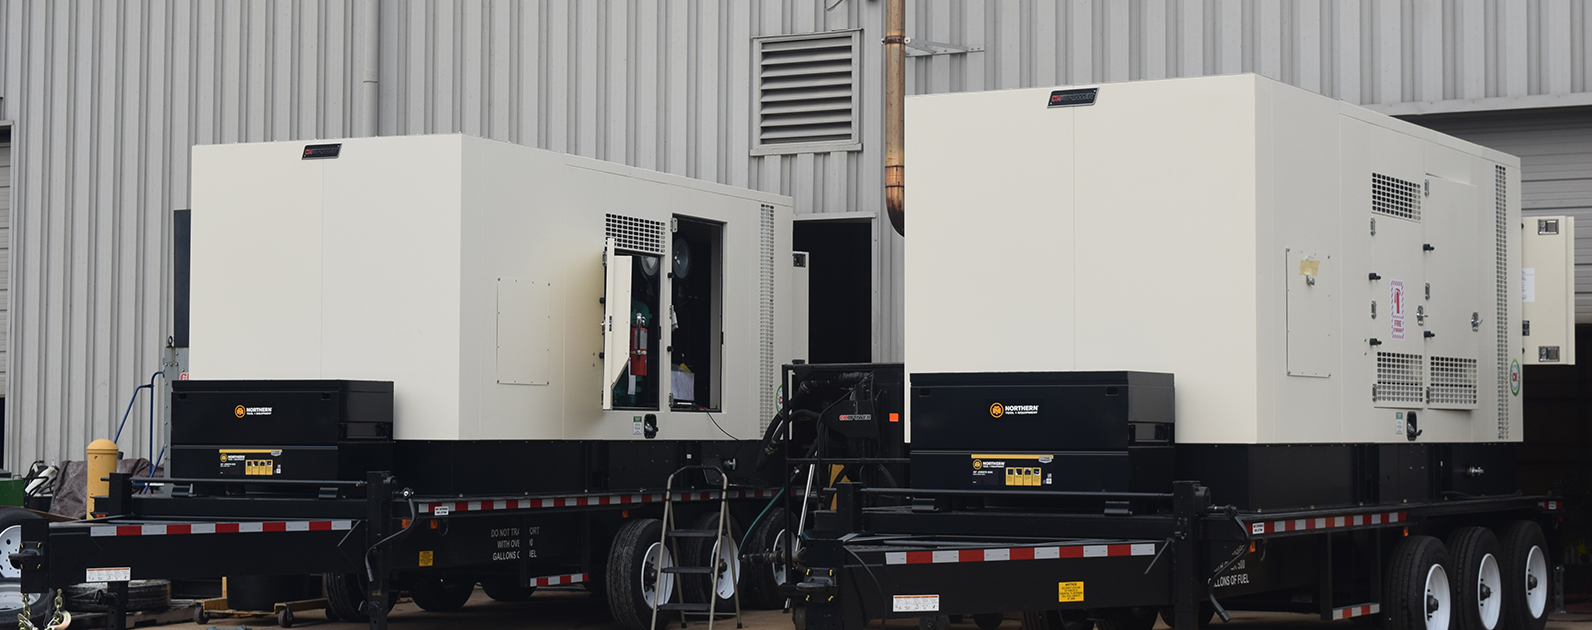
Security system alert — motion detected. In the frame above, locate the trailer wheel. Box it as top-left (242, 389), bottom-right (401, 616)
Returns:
top-left (681, 512), bottom-right (742, 606)
top-left (1021, 610), bottom-right (1094, 630)
top-left (1498, 521), bottom-right (1549, 630)
top-left (607, 518), bottom-right (676, 630)
top-left (743, 506), bottom-right (793, 609)
top-left (1446, 527), bottom-right (1503, 630)
top-left (974, 612), bottom-right (1006, 629)
top-left (407, 575), bottom-right (475, 612)
top-left (480, 579), bottom-right (536, 602)
top-left (1386, 535), bottom-right (1453, 630)
top-left (1091, 607), bottom-right (1158, 630)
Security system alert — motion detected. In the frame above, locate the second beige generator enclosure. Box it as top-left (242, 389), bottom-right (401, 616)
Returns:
top-left (906, 74), bottom-right (1575, 445)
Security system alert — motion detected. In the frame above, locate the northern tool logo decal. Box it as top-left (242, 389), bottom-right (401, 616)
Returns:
top-left (989, 401), bottom-right (1039, 417)
top-left (235, 405), bottom-right (273, 418)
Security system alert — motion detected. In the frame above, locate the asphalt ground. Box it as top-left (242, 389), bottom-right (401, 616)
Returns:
top-left (147, 587), bottom-right (1592, 630)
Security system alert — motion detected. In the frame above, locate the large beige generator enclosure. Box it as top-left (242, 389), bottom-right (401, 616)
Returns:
top-left (189, 135), bottom-right (802, 442)
top-left (906, 74), bottom-right (1574, 445)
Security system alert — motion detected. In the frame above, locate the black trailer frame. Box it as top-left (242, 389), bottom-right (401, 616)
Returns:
top-left (15, 465), bottom-right (782, 630)
top-left (791, 480), bottom-right (1563, 630)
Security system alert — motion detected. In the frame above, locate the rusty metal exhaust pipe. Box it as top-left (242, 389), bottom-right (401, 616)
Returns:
top-left (884, 0), bottom-right (906, 236)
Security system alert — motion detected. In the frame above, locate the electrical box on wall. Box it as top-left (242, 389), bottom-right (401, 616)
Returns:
top-left (1521, 216), bottom-right (1576, 365)
top-left (906, 74), bottom-right (1574, 445)
top-left (189, 135), bottom-right (802, 442)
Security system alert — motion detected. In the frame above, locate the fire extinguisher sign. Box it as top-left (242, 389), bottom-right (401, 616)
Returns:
top-left (1389, 279), bottom-right (1406, 340)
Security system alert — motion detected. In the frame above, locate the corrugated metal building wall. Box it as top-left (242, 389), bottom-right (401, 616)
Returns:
top-left (4, 0), bottom-right (1592, 467)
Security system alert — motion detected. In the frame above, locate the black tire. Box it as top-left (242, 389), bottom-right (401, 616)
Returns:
top-left (1385, 535), bottom-right (1453, 630)
top-left (61, 579), bottom-right (170, 612)
top-left (1022, 610), bottom-right (1095, 630)
top-left (1446, 527), bottom-right (1504, 630)
top-left (0, 509), bottom-right (55, 628)
top-left (606, 518), bottom-right (675, 630)
top-left (407, 575), bottom-right (475, 612)
top-left (480, 579), bottom-right (536, 602)
top-left (0, 581), bottom-right (55, 628)
top-left (322, 573), bottom-right (394, 623)
top-left (975, 612), bottom-right (1006, 629)
top-left (742, 506), bottom-right (793, 609)
top-left (1498, 521), bottom-right (1550, 630)
top-left (680, 512), bottom-right (743, 607)
top-left (1092, 607), bottom-right (1158, 630)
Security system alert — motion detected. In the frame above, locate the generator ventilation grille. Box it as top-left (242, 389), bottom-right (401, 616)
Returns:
top-left (1495, 165), bottom-right (1510, 439)
top-left (1428, 356), bottom-right (1479, 408)
top-left (1374, 352), bottom-right (1425, 404)
top-left (758, 205), bottom-right (777, 431)
top-left (1372, 173), bottom-right (1422, 221)
top-left (605, 214), bottom-right (666, 255)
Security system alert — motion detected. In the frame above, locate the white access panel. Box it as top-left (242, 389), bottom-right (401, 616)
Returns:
top-left (190, 135), bottom-right (797, 442)
top-left (906, 74), bottom-right (1555, 445)
top-left (1522, 216), bottom-right (1577, 365)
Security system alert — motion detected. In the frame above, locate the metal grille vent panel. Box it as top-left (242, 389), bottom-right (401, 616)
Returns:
top-left (1374, 352), bottom-right (1425, 404)
top-left (1495, 166), bottom-right (1510, 439)
top-left (755, 32), bottom-right (860, 150)
top-left (758, 204), bottom-right (777, 432)
top-left (1429, 356), bottom-right (1479, 407)
top-left (605, 214), bottom-right (666, 255)
top-left (1372, 173), bottom-right (1422, 221)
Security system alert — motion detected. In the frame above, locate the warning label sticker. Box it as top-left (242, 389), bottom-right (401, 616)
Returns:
top-left (893, 595), bottom-right (940, 612)
top-left (1058, 581), bottom-right (1084, 602)
top-left (1389, 279), bottom-right (1406, 340)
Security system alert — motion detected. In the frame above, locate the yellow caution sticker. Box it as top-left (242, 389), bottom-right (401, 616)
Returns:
top-left (1058, 581), bottom-right (1084, 602)
top-left (419, 551), bottom-right (434, 567)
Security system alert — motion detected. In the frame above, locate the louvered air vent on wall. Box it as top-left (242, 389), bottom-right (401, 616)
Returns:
top-left (752, 30), bottom-right (862, 155)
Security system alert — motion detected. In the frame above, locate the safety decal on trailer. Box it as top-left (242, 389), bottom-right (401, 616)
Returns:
top-left (1251, 510), bottom-right (1406, 536)
top-left (1331, 604), bottom-right (1379, 620)
top-left (1540, 500), bottom-right (1564, 511)
top-left (892, 595), bottom-right (940, 613)
top-left (1057, 582), bottom-right (1084, 602)
top-left (89, 520), bottom-right (353, 537)
top-left (416, 488), bottom-right (778, 516)
top-left (85, 567), bottom-right (131, 582)
top-left (883, 543), bottom-right (1155, 566)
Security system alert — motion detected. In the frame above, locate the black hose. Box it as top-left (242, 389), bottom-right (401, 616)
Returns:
top-left (756, 409), bottom-right (819, 471)
top-left (364, 492), bottom-right (420, 582)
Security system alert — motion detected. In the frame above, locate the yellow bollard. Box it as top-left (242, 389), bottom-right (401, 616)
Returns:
top-left (85, 439), bottom-right (120, 518)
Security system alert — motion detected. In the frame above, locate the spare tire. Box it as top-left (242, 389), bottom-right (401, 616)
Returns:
top-left (0, 581), bottom-right (56, 628)
top-left (61, 579), bottom-right (170, 612)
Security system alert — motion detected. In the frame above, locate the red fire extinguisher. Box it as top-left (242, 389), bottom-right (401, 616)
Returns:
top-left (629, 312), bottom-right (649, 376)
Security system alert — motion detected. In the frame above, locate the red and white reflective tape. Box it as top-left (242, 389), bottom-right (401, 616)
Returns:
top-left (883, 543), bottom-right (1156, 566)
top-left (530, 572), bottom-right (588, 587)
top-left (1331, 603), bottom-right (1379, 620)
top-left (1249, 511), bottom-right (1406, 536)
top-left (417, 488), bottom-right (777, 516)
top-left (90, 520), bottom-right (353, 537)
top-left (1540, 500), bottom-right (1564, 511)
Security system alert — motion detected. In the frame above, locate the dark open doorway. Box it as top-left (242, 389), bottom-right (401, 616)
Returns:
top-left (794, 219), bottom-right (873, 364)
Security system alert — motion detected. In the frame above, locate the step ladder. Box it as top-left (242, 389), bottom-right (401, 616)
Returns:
top-left (651, 465), bottom-right (742, 630)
